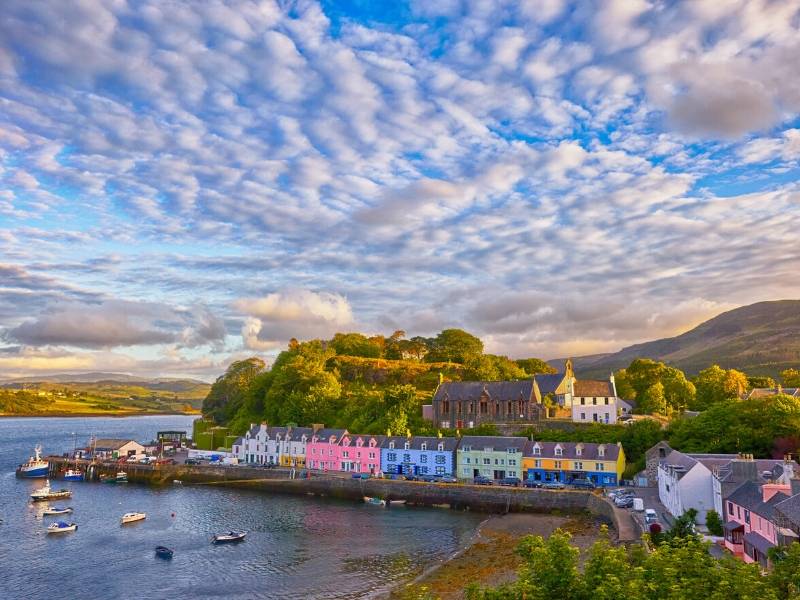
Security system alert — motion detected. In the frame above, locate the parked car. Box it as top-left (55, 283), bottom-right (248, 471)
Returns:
top-left (138, 456), bottom-right (153, 464)
top-left (542, 481), bottom-right (566, 490)
top-left (436, 475), bottom-right (459, 484)
top-left (615, 496), bottom-right (634, 508)
top-left (185, 458), bottom-right (201, 465)
top-left (644, 508), bottom-right (658, 523)
top-left (523, 480), bottom-right (542, 488)
top-left (499, 476), bottom-right (521, 487)
top-left (607, 488), bottom-right (634, 500)
top-left (570, 478), bottom-right (595, 489)
top-left (473, 476), bottom-right (493, 486)
top-left (155, 458), bottom-right (176, 465)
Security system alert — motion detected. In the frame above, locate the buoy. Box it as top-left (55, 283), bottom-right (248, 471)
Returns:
top-left (171, 512), bottom-right (175, 517)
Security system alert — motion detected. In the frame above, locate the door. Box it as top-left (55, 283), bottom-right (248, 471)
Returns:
top-left (473, 468), bottom-right (480, 477)
top-left (494, 470), bottom-right (505, 480)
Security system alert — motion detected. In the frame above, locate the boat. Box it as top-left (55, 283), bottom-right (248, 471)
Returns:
top-left (63, 469), bottom-right (84, 481)
top-left (212, 531), bottom-right (247, 544)
top-left (31, 480), bottom-right (72, 501)
top-left (121, 512), bottom-right (146, 524)
top-left (16, 445), bottom-right (49, 478)
top-left (363, 496), bottom-right (386, 506)
top-left (103, 471), bottom-right (128, 484)
top-left (47, 521), bottom-right (77, 534)
top-left (388, 499), bottom-right (407, 505)
top-left (155, 546), bottom-right (174, 559)
top-left (42, 506), bottom-right (73, 516)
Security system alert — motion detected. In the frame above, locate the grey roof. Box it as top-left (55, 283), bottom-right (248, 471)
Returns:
top-left (310, 428), bottom-right (347, 443)
top-left (247, 423), bottom-right (261, 437)
top-left (534, 373), bottom-right (566, 395)
top-left (524, 440), bottom-right (621, 461)
top-left (723, 520), bottom-right (744, 531)
top-left (341, 433), bottom-right (386, 446)
top-left (744, 531), bottom-right (776, 554)
top-left (232, 436), bottom-right (244, 446)
top-left (716, 459), bottom-right (787, 483)
top-left (775, 493), bottom-right (800, 526)
top-left (286, 426), bottom-right (314, 440)
top-left (728, 481), bottom-right (790, 520)
top-left (383, 436), bottom-right (459, 451)
top-left (459, 436), bottom-right (527, 451)
top-left (93, 438), bottom-right (140, 450)
top-left (433, 380), bottom-right (535, 403)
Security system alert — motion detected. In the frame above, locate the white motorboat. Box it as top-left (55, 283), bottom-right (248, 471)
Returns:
top-left (43, 506), bottom-right (74, 516)
top-left (47, 521), bottom-right (77, 534)
top-left (121, 512), bottom-right (146, 524)
top-left (363, 496), bottom-right (386, 506)
top-left (212, 531), bottom-right (246, 544)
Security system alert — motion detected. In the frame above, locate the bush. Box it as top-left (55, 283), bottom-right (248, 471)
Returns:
top-left (706, 509), bottom-right (724, 536)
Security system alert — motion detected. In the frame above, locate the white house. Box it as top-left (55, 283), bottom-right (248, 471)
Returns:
top-left (85, 438), bottom-right (146, 460)
top-left (233, 424), bottom-right (315, 467)
top-left (658, 449), bottom-right (738, 523)
top-left (571, 376), bottom-right (621, 424)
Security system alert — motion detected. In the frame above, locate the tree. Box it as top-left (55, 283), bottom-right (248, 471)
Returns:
top-left (770, 541), bottom-right (800, 598)
top-left (706, 509), bottom-right (723, 536)
top-left (514, 358), bottom-right (556, 376)
top-left (619, 359), bottom-right (695, 414)
top-left (639, 382), bottom-right (667, 415)
top-left (748, 375), bottom-right (776, 389)
top-left (781, 368), bottom-right (800, 387)
top-left (693, 365), bottom-right (748, 409)
top-left (463, 354), bottom-right (526, 381)
top-left (329, 332), bottom-right (382, 358)
top-left (613, 368), bottom-right (635, 401)
top-left (424, 329), bottom-right (484, 364)
top-left (201, 357), bottom-right (266, 423)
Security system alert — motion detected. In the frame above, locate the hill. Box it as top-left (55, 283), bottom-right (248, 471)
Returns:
top-left (569, 300), bottom-right (800, 378)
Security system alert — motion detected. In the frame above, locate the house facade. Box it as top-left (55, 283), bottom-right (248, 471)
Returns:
top-left (712, 456), bottom-right (791, 519)
top-left (457, 436), bottom-right (526, 481)
top-left (306, 428), bottom-right (347, 471)
top-left (381, 436), bottom-right (459, 477)
top-left (88, 438), bottom-right (146, 460)
top-left (570, 376), bottom-right (620, 424)
top-left (522, 441), bottom-right (625, 486)
top-left (658, 449), bottom-right (738, 524)
top-left (336, 433), bottom-right (384, 474)
top-left (278, 427), bottom-right (313, 468)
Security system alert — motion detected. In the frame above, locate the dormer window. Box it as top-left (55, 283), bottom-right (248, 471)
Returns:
top-left (420, 443), bottom-right (427, 451)
top-left (389, 441), bottom-right (395, 449)
top-left (533, 446), bottom-right (541, 455)
top-left (438, 443), bottom-right (444, 451)
top-left (555, 446), bottom-right (563, 457)
top-left (404, 442), bottom-right (410, 450)
top-left (598, 445), bottom-right (605, 457)
top-left (576, 445), bottom-right (583, 457)
top-left (369, 439), bottom-right (376, 447)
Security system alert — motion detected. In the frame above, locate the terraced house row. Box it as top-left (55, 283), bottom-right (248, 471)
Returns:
top-left (232, 425), bottom-right (626, 485)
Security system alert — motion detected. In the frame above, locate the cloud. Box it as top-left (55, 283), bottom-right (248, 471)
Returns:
top-left (235, 290), bottom-right (354, 350)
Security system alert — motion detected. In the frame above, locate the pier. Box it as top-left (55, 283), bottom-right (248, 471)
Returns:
top-left (46, 456), bottom-right (639, 541)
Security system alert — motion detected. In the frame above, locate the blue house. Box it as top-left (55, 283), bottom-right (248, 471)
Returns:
top-left (381, 436), bottom-right (459, 477)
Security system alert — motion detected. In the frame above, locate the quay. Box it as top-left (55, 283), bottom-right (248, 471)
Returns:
top-left (46, 456), bottom-right (638, 541)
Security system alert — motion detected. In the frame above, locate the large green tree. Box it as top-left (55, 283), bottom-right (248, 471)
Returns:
top-left (201, 357), bottom-right (266, 423)
top-left (616, 359), bottom-right (695, 415)
top-left (424, 329), bottom-right (484, 364)
top-left (329, 332), bottom-right (383, 358)
top-left (514, 358), bottom-right (556, 375)
top-left (463, 354), bottom-right (526, 381)
top-left (781, 368), bottom-right (800, 387)
top-left (692, 365), bottom-right (748, 410)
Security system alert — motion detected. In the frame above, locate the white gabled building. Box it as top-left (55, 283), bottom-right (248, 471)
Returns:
top-left (571, 376), bottom-right (621, 425)
top-left (232, 424), bottom-right (315, 467)
top-left (658, 449), bottom-right (737, 523)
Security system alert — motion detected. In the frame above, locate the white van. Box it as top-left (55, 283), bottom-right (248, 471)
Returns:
top-left (644, 508), bottom-right (658, 523)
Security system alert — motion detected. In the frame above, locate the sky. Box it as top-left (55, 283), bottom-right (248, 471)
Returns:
top-left (1, 0), bottom-right (799, 381)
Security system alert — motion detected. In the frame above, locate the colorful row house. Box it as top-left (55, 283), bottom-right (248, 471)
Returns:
top-left (522, 441), bottom-right (625, 486)
top-left (305, 428), bottom-right (348, 471)
top-left (381, 436), bottom-right (458, 477)
top-left (457, 436), bottom-right (526, 480)
top-left (232, 424), bottom-right (314, 467)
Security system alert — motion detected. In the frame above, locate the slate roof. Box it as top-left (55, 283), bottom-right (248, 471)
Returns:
top-left (310, 428), bottom-right (347, 443)
top-left (383, 436), bottom-right (460, 451)
top-left (524, 440), bottom-right (621, 461)
top-left (286, 426), bottom-right (314, 440)
top-left (534, 373), bottom-right (567, 395)
top-left (459, 436), bottom-right (528, 451)
top-left (746, 387), bottom-right (800, 399)
top-left (93, 438), bottom-right (140, 450)
top-left (744, 531), bottom-right (776, 554)
top-left (723, 520), bottom-right (744, 532)
top-left (232, 436), bottom-right (244, 446)
top-left (660, 450), bottom-right (738, 479)
top-left (728, 480), bottom-right (790, 520)
top-left (433, 380), bottom-right (535, 403)
top-left (774, 493), bottom-right (800, 527)
top-left (341, 433), bottom-right (386, 446)
top-left (573, 379), bottom-right (615, 397)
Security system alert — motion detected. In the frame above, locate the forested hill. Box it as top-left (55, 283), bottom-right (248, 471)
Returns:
top-left (570, 300), bottom-right (800, 378)
top-left (201, 329), bottom-right (555, 436)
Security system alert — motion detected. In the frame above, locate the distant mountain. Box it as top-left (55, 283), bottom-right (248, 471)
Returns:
top-left (562, 300), bottom-right (800, 378)
top-left (1, 372), bottom-right (208, 385)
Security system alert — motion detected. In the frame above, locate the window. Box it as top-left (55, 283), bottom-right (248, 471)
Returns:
top-left (480, 401), bottom-right (488, 414)
top-left (533, 446), bottom-right (541, 455)
top-left (592, 398), bottom-right (597, 405)
top-left (435, 466), bottom-right (445, 475)
top-left (420, 454), bottom-right (428, 463)
top-left (555, 447), bottom-right (563, 456)
top-left (443, 400), bottom-right (450, 413)
top-left (507, 448), bottom-right (518, 454)
top-left (435, 455), bottom-right (445, 464)
top-left (468, 402), bottom-right (474, 414)
top-left (745, 510), bottom-right (750, 525)
top-left (728, 501), bottom-right (734, 516)
top-left (404, 442), bottom-right (410, 450)
top-left (368, 452), bottom-right (375, 459)
top-left (442, 421), bottom-right (450, 429)
top-left (574, 461), bottom-right (583, 470)
top-left (576, 447), bottom-right (582, 456)
top-left (580, 398), bottom-right (586, 405)
top-left (438, 443), bottom-right (444, 451)
top-left (463, 467), bottom-right (470, 475)
top-left (457, 402), bottom-right (462, 415)
top-left (518, 400), bottom-right (524, 416)
top-left (580, 412), bottom-right (586, 420)
top-left (464, 457), bottom-right (471, 464)
top-left (403, 453), bottom-right (411, 462)
top-left (389, 441), bottom-right (395, 449)
top-left (509, 459), bottom-right (516, 466)
top-left (534, 459), bottom-right (541, 468)
top-left (494, 403), bottom-right (500, 416)
top-left (596, 463), bottom-right (604, 471)
top-left (598, 447), bottom-right (605, 457)
top-left (387, 452), bottom-right (397, 461)
top-left (462, 446), bottom-right (471, 452)
top-left (420, 466), bottom-right (429, 474)
top-left (421, 443), bottom-right (427, 451)
top-left (507, 401), bottom-right (512, 415)
top-left (342, 451), bottom-right (349, 458)
top-left (555, 461), bottom-right (562, 469)
top-left (604, 398), bottom-right (609, 405)
top-left (483, 458), bottom-right (491, 465)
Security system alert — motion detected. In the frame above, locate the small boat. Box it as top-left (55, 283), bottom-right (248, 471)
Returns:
top-left (31, 480), bottom-right (72, 501)
top-left (212, 531), bottom-right (247, 544)
top-left (172, 480), bottom-right (182, 485)
top-left (16, 445), bottom-right (49, 478)
top-left (103, 472), bottom-right (128, 484)
top-left (121, 512), bottom-right (146, 524)
top-left (388, 499), bottom-right (407, 505)
top-left (43, 506), bottom-right (73, 516)
top-left (363, 496), bottom-right (386, 506)
top-left (63, 469), bottom-right (84, 481)
top-left (155, 546), bottom-right (174, 559)
top-left (47, 521), bottom-right (77, 534)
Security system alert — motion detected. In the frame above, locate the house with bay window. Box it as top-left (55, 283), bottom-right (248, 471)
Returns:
top-left (381, 436), bottom-right (459, 477)
top-left (457, 436), bottom-right (526, 481)
top-left (521, 441), bottom-right (625, 486)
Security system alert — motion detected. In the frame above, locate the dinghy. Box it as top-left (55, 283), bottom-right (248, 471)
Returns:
top-left (42, 506), bottom-right (73, 516)
top-left (212, 531), bottom-right (247, 544)
top-left (47, 521), bottom-right (77, 534)
top-left (121, 512), bottom-right (146, 524)
top-left (155, 546), bottom-right (174, 559)
top-left (363, 496), bottom-right (386, 506)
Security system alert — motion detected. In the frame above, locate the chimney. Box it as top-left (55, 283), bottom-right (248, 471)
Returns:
top-left (781, 455), bottom-right (796, 483)
top-left (312, 423), bottom-right (324, 434)
top-left (763, 482), bottom-right (792, 502)
top-left (731, 457), bottom-right (758, 482)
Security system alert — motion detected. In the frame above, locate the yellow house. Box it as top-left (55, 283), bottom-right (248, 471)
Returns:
top-left (522, 441), bottom-right (625, 486)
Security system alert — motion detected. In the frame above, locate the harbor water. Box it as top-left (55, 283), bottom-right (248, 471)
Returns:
top-left (0, 416), bottom-right (483, 600)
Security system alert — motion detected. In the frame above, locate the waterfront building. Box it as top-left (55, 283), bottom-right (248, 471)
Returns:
top-left (82, 438), bottom-right (145, 460)
top-left (457, 436), bottom-right (526, 481)
top-left (570, 376), bottom-right (622, 424)
top-left (521, 441), bottom-right (625, 486)
top-left (306, 428), bottom-right (348, 471)
top-left (235, 423), bottom-right (286, 465)
top-left (279, 427), bottom-right (314, 468)
top-left (336, 433), bottom-right (385, 474)
top-left (381, 436), bottom-right (459, 477)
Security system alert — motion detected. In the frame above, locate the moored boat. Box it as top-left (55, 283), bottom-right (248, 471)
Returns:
top-left (42, 506), bottom-right (73, 516)
top-left (16, 445), bottom-right (49, 478)
top-left (155, 546), bottom-right (174, 559)
top-left (31, 480), bottom-right (72, 501)
top-left (212, 531), bottom-right (246, 544)
top-left (47, 521), bottom-right (77, 534)
top-left (63, 469), bottom-right (84, 481)
top-left (363, 496), bottom-right (386, 506)
top-left (388, 499), bottom-right (407, 505)
top-left (121, 512), bottom-right (146, 524)
top-left (103, 471), bottom-right (128, 484)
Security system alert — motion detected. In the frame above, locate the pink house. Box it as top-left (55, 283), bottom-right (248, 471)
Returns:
top-left (723, 480), bottom-right (791, 569)
top-left (305, 428), bottom-right (347, 471)
top-left (337, 434), bottom-right (385, 474)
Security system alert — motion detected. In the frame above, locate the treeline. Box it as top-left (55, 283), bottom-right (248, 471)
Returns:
top-left (202, 329), bottom-right (555, 436)
top-left (0, 389), bottom-right (54, 413)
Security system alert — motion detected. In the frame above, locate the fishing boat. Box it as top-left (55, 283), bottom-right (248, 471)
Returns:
top-left (63, 469), bottom-right (84, 481)
top-left (103, 471), bottom-right (128, 484)
top-left (212, 531), bottom-right (247, 544)
top-left (363, 496), bottom-right (386, 506)
top-left (121, 512), bottom-right (146, 524)
top-left (47, 521), bottom-right (77, 534)
top-left (155, 546), bottom-right (174, 559)
top-left (16, 445), bottom-right (49, 478)
top-left (31, 480), bottom-right (72, 501)
top-left (42, 506), bottom-right (73, 516)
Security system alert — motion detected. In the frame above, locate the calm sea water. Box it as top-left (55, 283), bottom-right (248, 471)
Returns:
top-left (0, 416), bottom-right (483, 600)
